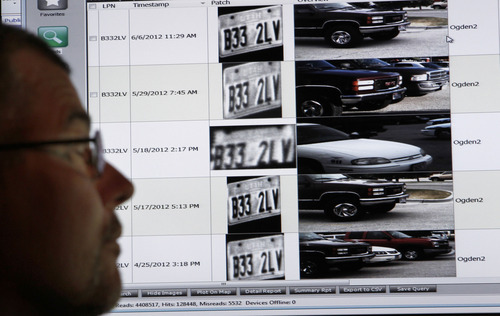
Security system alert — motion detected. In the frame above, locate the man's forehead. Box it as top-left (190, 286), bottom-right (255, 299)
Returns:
top-left (9, 49), bottom-right (88, 136)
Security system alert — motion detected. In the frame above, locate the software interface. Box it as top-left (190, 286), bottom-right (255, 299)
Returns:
top-left (2, 0), bottom-right (500, 314)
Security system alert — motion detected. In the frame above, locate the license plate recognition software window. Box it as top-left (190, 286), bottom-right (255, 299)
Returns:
top-left (8, 0), bottom-right (500, 314)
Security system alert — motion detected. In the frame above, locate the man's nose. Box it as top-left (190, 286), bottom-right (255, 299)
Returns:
top-left (96, 163), bottom-right (134, 208)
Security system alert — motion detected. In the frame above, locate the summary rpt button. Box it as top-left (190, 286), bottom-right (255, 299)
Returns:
top-left (290, 287), bottom-right (336, 294)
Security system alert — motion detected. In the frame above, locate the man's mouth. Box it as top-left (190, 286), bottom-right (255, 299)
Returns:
top-left (104, 214), bottom-right (123, 256)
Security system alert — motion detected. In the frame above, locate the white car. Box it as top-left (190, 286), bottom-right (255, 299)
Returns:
top-left (393, 61), bottom-right (427, 68)
top-left (421, 122), bottom-right (451, 138)
top-left (431, 1), bottom-right (447, 9)
top-left (297, 123), bottom-right (433, 173)
top-left (369, 246), bottom-right (402, 263)
top-left (429, 171), bottom-right (453, 182)
top-left (426, 117), bottom-right (450, 126)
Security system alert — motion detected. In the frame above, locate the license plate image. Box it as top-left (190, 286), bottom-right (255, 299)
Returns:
top-left (392, 92), bottom-right (402, 100)
top-left (219, 6), bottom-right (283, 57)
top-left (227, 235), bottom-right (284, 281)
top-left (210, 125), bottom-right (296, 170)
top-left (223, 62), bottom-right (281, 119)
top-left (227, 176), bottom-right (281, 225)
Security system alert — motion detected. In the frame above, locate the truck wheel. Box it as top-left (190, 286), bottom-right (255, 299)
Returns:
top-left (325, 200), bottom-right (363, 221)
top-left (300, 257), bottom-right (326, 277)
top-left (369, 29), bottom-right (400, 41)
top-left (402, 248), bottom-right (422, 260)
top-left (297, 95), bottom-right (341, 117)
top-left (324, 25), bottom-right (362, 48)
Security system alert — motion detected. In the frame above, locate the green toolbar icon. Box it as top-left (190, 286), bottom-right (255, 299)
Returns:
top-left (38, 26), bottom-right (68, 47)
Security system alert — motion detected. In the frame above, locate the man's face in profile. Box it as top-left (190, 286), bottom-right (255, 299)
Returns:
top-left (0, 48), bottom-right (133, 314)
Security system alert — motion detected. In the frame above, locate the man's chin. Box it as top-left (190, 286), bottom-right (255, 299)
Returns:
top-left (82, 249), bottom-right (123, 314)
top-left (101, 256), bottom-right (123, 311)
top-left (28, 267), bottom-right (122, 316)
top-left (81, 267), bottom-right (122, 315)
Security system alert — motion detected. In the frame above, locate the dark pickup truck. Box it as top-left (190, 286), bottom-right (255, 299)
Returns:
top-left (330, 58), bottom-right (449, 95)
top-left (298, 174), bottom-right (408, 220)
top-left (299, 232), bottom-right (374, 277)
top-left (294, 3), bottom-right (410, 48)
top-left (344, 231), bottom-right (452, 260)
top-left (296, 60), bottom-right (406, 117)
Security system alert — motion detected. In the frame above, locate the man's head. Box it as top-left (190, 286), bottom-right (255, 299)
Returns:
top-left (0, 25), bottom-right (134, 315)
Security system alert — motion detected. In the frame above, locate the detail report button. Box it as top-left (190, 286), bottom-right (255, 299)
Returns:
top-left (339, 286), bottom-right (386, 294)
top-left (241, 287), bottom-right (287, 295)
top-left (389, 285), bottom-right (437, 293)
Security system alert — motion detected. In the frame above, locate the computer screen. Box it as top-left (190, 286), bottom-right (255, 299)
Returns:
top-left (2, 0), bottom-right (500, 314)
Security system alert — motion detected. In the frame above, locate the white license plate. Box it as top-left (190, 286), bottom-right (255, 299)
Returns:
top-left (228, 176), bottom-right (281, 225)
top-left (227, 235), bottom-right (284, 281)
top-left (219, 6), bottom-right (283, 57)
top-left (223, 62), bottom-right (281, 119)
top-left (399, 197), bottom-right (407, 203)
top-left (392, 92), bottom-right (403, 100)
top-left (210, 125), bottom-right (296, 170)
top-left (398, 25), bottom-right (406, 31)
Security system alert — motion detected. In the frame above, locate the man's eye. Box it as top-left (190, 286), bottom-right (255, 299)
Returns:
top-left (73, 145), bottom-right (92, 163)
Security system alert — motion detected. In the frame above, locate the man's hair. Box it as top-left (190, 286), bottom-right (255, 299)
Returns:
top-left (0, 24), bottom-right (70, 162)
top-left (0, 24), bottom-right (69, 72)
top-left (0, 24), bottom-right (69, 101)
top-left (0, 24), bottom-right (69, 143)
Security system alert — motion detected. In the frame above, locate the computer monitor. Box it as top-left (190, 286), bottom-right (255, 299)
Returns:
top-left (2, 0), bottom-right (500, 314)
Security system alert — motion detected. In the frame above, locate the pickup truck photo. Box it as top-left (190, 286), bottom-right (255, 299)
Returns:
top-left (298, 174), bottom-right (408, 220)
top-left (294, 3), bottom-right (410, 48)
top-left (330, 58), bottom-right (449, 95)
top-left (299, 232), bottom-right (374, 277)
top-left (296, 60), bottom-right (406, 117)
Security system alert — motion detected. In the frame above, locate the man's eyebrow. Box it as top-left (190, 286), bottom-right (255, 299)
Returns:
top-left (67, 111), bottom-right (91, 128)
